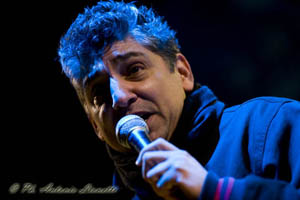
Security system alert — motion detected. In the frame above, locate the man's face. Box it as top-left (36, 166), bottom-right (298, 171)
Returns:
top-left (78, 37), bottom-right (193, 152)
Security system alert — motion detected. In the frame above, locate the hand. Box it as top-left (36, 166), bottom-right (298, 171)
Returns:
top-left (135, 138), bottom-right (208, 200)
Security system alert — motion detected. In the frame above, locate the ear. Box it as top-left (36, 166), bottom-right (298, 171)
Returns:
top-left (82, 98), bottom-right (105, 142)
top-left (87, 112), bottom-right (105, 141)
top-left (175, 53), bottom-right (194, 92)
top-left (71, 78), bottom-right (105, 141)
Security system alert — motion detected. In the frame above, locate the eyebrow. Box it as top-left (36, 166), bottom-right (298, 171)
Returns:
top-left (111, 51), bottom-right (144, 63)
top-left (83, 52), bottom-right (145, 88)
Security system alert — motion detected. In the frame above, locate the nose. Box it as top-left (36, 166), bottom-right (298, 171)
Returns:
top-left (110, 78), bottom-right (137, 110)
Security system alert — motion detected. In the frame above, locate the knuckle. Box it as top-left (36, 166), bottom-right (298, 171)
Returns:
top-left (143, 152), bottom-right (155, 166)
top-left (180, 150), bottom-right (189, 157)
top-left (173, 162), bottom-right (182, 170)
top-left (178, 150), bottom-right (190, 160)
top-left (143, 152), bottom-right (151, 161)
top-left (155, 137), bottom-right (165, 144)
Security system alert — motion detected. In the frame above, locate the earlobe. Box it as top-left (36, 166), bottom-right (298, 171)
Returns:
top-left (175, 53), bottom-right (194, 92)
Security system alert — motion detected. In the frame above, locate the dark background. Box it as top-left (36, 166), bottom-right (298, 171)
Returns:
top-left (6, 0), bottom-right (300, 199)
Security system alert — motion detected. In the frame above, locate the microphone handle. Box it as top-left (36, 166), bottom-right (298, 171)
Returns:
top-left (128, 129), bottom-right (151, 152)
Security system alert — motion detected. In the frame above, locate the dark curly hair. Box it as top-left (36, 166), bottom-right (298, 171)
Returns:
top-left (58, 0), bottom-right (180, 81)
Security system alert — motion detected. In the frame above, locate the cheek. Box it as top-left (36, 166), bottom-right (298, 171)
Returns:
top-left (139, 72), bottom-right (171, 100)
top-left (152, 78), bottom-right (183, 105)
top-left (99, 105), bottom-right (124, 136)
top-left (97, 106), bottom-right (118, 143)
top-left (156, 76), bottom-right (186, 120)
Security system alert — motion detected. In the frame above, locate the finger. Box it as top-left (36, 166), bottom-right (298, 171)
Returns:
top-left (141, 151), bottom-right (171, 179)
top-left (146, 159), bottom-right (171, 180)
top-left (136, 138), bottom-right (179, 165)
top-left (156, 167), bottom-right (179, 191)
top-left (140, 150), bottom-right (174, 179)
top-left (149, 167), bottom-right (184, 200)
top-left (142, 150), bottom-right (175, 164)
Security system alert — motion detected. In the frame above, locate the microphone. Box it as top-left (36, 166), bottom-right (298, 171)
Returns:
top-left (115, 115), bottom-right (151, 152)
top-left (116, 115), bottom-right (186, 198)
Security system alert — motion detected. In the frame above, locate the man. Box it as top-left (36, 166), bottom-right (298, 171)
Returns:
top-left (58, 1), bottom-right (300, 199)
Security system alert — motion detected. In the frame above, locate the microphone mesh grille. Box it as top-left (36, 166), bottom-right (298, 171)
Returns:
top-left (116, 115), bottom-right (148, 136)
top-left (115, 115), bottom-right (149, 148)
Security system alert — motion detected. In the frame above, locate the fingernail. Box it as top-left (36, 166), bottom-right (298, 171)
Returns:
top-left (156, 182), bottom-right (162, 188)
top-left (135, 159), bottom-right (139, 166)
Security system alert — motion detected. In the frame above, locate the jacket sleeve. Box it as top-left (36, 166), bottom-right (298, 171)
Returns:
top-left (199, 172), bottom-right (300, 200)
top-left (199, 100), bottom-right (300, 200)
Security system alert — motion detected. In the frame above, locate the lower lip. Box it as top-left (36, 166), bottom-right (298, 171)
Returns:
top-left (145, 114), bottom-right (153, 125)
top-left (145, 114), bottom-right (156, 140)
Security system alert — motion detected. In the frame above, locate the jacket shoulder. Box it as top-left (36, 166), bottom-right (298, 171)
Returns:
top-left (220, 96), bottom-right (300, 174)
top-left (224, 96), bottom-right (297, 112)
top-left (222, 96), bottom-right (299, 123)
top-left (221, 96), bottom-right (299, 139)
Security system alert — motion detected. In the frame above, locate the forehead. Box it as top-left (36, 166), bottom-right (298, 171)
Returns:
top-left (102, 37), bottom-right (148, 64)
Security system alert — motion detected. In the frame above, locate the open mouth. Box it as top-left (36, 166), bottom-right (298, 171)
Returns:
top-left (140, 113), bottom-right (152, 122)
top-left (133, 112), bottom-right (152, 122)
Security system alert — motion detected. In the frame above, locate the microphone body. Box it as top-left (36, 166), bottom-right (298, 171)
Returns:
top-left (127, 128), bottom-right (151, 152)
top-left (115, 115), bottom-right (151, 152)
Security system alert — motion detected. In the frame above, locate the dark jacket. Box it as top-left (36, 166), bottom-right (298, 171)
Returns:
top-left (108, 85), bottom-right (300, 199)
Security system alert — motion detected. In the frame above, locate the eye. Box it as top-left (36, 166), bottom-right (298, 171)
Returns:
top-left (125, 63), bottom-right (146, 79)
top-left (129, 65), bottom-right (141, 73)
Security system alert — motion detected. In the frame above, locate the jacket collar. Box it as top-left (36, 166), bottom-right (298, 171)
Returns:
top-left (170, 85), bottom-right (225, 165)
